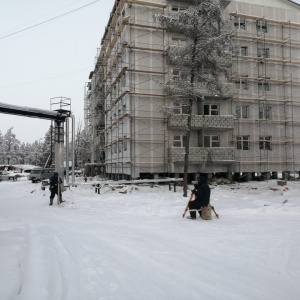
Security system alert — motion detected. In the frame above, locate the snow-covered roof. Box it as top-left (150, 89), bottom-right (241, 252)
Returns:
top-left (13, 164), bottom-right (42, 170)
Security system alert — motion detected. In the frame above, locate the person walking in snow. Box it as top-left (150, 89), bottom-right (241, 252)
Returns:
top-left (49, 172), bottom-right (64, 205)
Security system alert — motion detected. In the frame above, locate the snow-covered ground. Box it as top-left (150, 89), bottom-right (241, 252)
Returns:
top-left (0, 177), bottom-right (299, 300)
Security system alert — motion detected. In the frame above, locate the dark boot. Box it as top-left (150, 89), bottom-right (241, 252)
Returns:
top-left (49, 198), bottom-right (53, 206)
top-left (188, 211), bottom-right (196, 219)
top-left (59, 194), bottom-right (65, 203)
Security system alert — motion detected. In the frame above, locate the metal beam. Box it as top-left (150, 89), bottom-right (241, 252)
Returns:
top-left (0, 102), bottom-right (70, 121)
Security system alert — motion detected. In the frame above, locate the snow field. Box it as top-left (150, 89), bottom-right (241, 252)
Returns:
top-left (0, 178), bottom-right (299, 300)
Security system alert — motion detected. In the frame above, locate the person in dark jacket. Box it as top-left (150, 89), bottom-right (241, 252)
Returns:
top-left (187, 176), bottom-right (211, 219)
top-left (49, 172), bottom-right (64, 205)
top-left (197, 176), bottom-right (211, 208)
top-left (188, 183), bottom-right (202, 219)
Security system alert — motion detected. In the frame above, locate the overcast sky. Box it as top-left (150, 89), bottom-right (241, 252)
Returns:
top-left (0, 0), bottom-right (114, 143)
top-left (1, 0), bottom-right (300, 144)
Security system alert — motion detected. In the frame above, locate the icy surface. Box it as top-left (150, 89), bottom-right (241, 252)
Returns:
top-left (0, 178), bottom-right (299, 300)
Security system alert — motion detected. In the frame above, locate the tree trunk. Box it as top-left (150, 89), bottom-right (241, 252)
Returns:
top-left (183, 35), bottom-right (197, 197)
top-left (183, 97), bottom-right (193, 197)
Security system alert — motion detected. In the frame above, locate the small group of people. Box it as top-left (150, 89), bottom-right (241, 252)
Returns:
top-left (187, 176), bottom-right (211, 219)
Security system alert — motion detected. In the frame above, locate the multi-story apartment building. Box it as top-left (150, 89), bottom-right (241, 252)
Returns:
top-left (228, 0), bottom-right (300, 180)
top-left (84, 0), bottom-right (300, 181)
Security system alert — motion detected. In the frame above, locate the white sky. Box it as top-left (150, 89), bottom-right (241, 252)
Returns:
top-left (0, 0), bottom-right (114, 143)
top-left (1, 0), bottom-right (300, 144)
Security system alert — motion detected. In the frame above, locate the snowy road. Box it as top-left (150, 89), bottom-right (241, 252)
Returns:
top-left (0, 178), bottom-right (300, 300)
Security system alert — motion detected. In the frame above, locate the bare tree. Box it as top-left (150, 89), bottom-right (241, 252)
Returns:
top-left (156, 0), bottom-right (232, 196)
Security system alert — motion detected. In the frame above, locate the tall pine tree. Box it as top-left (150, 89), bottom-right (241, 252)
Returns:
top-left (156, 0), bottom-right (232, 196)
top-left (3, 127), bottom-right (21, 165)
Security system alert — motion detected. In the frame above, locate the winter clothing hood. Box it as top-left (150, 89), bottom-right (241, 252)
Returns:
top-left (197, 176), bottom-right (207, 185)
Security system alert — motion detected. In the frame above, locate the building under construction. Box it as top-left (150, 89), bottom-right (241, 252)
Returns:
top-left (84, 0), bottom-right (300, 181)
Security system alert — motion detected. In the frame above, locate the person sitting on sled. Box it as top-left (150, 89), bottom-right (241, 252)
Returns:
top-left (189, 176), bottom-right (220, 219)
top-left (188, 176), bottom-right (211, 219)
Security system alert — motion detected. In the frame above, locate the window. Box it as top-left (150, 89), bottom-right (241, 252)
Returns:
top-left (237, 136), bottom-right (250, 150)
top-left (172, 69), bottom-right (180, 80)
top-left (204, 135), bottom-right (219, 148)
top-left (235, 76), bottom-right (248, 90)
top-left (259, 105), bottom-right (271, 119)
top-left (258, 81), bottom-right (271, 92)
top-left (240, 46), bottom-right (248, 56)
top-left (257, 47), bottom-right (269, 58)
top-left (259, 136), bottom-right (272, 150)
top-left (234, 16), bottom-right (246, 30)
top-left (173, 105), bottom-right (189, 114)
top-left (122, 103), bottom-right (127, 114)
top-left (118, 142), bottom-right (122, 153)
top-left (112, 86), bottom-right (117, 99)
top-left (256, 21), bottom-right (267, 33)
top-left (171, 5), bottom-right (188, 12)
top-left (121, 73), bottom-right (127, 87)
top-left (171, 37), bottom-right (186, 47)
top-left (236, 105), bottom-right (249, 119)
top-left (173, 135), bottom-right (187, 147)
top-left (123, 140), bottom-right (127, 151)
top-left (195, 65), bottom-right (209, 82)
top-left (172, 69), bottom-right (189, 81)
top-left (204, 104), bottom-right (219, 115)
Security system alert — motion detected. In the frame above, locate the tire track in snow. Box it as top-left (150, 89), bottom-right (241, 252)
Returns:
top-left (16, 224), bottom-right (62, 300)
top-left (45, 229), bottom-right (82, 300)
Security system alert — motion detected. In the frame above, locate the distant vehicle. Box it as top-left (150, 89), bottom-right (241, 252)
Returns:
top-left (0, 170), bottom-right (9, 182)
top-left (0, 171), bottom-right (22, 181)
top-left (28, 168), bottom-right (43, 181)
top-left (8, 173), bottom-right (21, 181)
top-left (69, 170), bottom-right (82, 177)
top-left (29, 168), bottom-right (55, 183)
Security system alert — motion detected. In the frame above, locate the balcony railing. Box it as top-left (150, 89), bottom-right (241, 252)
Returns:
top-left (169, 147), bottom-right (234, 163)
top-left (168, 114), bottom-right (234, 129)
top-left (194, 82), bottom-right (233, 98)
top-left (167, 80), bottom-right (233, 98)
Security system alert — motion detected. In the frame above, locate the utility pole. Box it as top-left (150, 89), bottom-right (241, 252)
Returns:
top-left (54, 120), bottom-right (64, 203)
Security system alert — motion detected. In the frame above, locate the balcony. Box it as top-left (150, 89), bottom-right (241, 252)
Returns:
top-left (197, 82), bottom-right (233, 98)
top-left (169, 147), bottom-right (234, 164)
top-left (168, 114), bottom-right (234, 130)
top-left (168, 80), bottom-right (233, 98)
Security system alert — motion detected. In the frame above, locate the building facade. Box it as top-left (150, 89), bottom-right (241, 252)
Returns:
top-left (84, 0), bottom-right (300, 181)
top-left (228, 0), bottom-right (300, 180)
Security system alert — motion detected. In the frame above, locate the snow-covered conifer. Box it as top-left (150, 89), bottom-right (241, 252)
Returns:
top-left (156, 0), bottom-right (232, 196)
